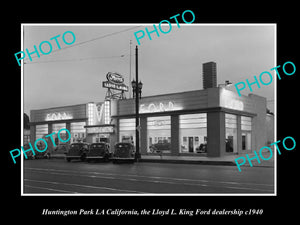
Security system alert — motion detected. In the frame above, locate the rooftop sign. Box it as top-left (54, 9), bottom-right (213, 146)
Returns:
top-left (102, 72), bottom-right (128, 92)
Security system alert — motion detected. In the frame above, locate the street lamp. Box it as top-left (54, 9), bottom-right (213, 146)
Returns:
top-left (131, 80), bottom-right (143, 99)
top-left (131, 79), bottom-right (143, 161)
top-left (133, 46), bottom-right (143, 161)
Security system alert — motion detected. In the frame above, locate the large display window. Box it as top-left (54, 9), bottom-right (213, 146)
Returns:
top-left (241, 116), bottom-right (252, 151)
top-left (147, 116), bottom-right (171, 153)
top-left (52, 123), bottom-right (66, 144)
top-left (36, 124), bottom-right (48, 140)
top-left (70, 122), bottom-right (86, 143)
top-left (225, 113), bottom-right (237, 153)
top-left (35, 124), bottom-right (48, 149)
top-left (119, 118), bottom-right (136, 145)
top-left (179, 113), bottom-right (207, 153)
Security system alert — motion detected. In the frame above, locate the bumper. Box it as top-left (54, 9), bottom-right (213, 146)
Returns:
top-left (65, 156), bottom-right (81, 159)
top-left (112, 157), bottom-right (135, 160)
top-left (86, 156), bottom-right (106, 159)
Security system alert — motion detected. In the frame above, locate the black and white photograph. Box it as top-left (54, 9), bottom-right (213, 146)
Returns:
top-left (22, 24), bottom-right (275, 195)
top-left (4, 5), bottom-right (298, 223)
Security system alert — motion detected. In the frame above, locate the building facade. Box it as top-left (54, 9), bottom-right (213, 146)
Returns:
top-left (29, 102), bottom-right (115, 154)
top-left (29, 87), bottom-right (273, 157)
top-left (111, 87), bottom-right (270, 157)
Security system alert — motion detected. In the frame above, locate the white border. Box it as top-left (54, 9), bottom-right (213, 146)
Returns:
top-left (21, 23), bottom-right (277, 197)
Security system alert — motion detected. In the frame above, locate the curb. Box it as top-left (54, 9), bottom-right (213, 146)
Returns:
top-left (43, 154), bottom-right (274, 168)
top-left (139, 158), bottom-right (236, 166)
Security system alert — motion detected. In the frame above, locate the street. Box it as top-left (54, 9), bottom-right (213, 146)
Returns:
top-left (23, 159), bottom-right (274, 194)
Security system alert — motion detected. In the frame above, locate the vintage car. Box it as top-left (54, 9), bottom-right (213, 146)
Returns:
top-left (53, 143), bottom-right (70, 155)
top-left (112, 142), bottom-right (135, 163)
top-left (65, 142), bottom-right (89, 162)
top-left (149, 140), bottom-right (171, 153)
top-left (34, 150), bottom-right (51, 159)
top-left (23, 143), bottom-right (51, 159)
top-left (23, 144), bottom-right (35, 160)
top-left (86, 142), bottom-right (111, 162)
top-left (196, 143), bottom-right (207, 153)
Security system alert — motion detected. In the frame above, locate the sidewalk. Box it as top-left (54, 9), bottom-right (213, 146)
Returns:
top-left (50, 150), bottom-right (274, 168)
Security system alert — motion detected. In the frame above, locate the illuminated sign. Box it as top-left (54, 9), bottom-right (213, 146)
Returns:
top-left (139, 101), bottom-right (181, 113)
top-left (152, 120), bottom-right (168, 126)
top-left (87, 103), bottom-right (104, 125)
top-left (45, 112), bottom-right (73, 121)
top-left (106, 72), bottom-right (124, 84)
top-left (104, 100), bottom-right (111, 124)
top-left (86, 126), bottom-right (114, 134)
top-left (103, 72), bottom-right (128, 92)
top-left (102, 81), bottom-right (128, 91)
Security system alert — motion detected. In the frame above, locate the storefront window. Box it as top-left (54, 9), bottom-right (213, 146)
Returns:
top-left (225, 114), bottom-right (237, 153)
top-left (119, 118), bottom-right (136, 145)
top-left (179, 113), bottom-right (207, 153)
top-left (147, 116), bottom-right (171, 153)
top-left (70, 122), bottom-right (86, 143)
top-left (35, 124), bottom-right (48, 149)
top-left (36, 124), bottom-right (48, 140)
top-left (52, 123), bottom-right (66, 145)
top-left (241, 116), bottom-right (252, 150)
top-left (92, 133), bottom-right (109, 143)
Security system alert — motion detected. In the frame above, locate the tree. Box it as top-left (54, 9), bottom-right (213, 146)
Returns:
top-left (24, 113), bottom-right (30, 129)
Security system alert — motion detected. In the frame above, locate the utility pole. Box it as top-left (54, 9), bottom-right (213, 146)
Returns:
top-left (135, 45), bottom-right (141, 161)
top-left (129, 40), bottom-right (132, 98)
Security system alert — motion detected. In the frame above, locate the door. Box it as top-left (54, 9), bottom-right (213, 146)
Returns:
top-left (226, 136), bottom-right (233, 152)
top-left (188, 137), bottom-right (194, 153)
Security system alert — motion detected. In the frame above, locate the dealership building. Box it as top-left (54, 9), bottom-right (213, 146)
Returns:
top-left (29, 62), bottom-right (274, 157)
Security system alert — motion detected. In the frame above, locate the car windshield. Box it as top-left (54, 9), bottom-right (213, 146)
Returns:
top-left (71, 144), bottom-right (88, 150)
top-left (91, 144), bottom-right (105, 149)
top-left (70, 144), bottom-right (80, 150)
top-left (116, 143), bottom-right (131, 148)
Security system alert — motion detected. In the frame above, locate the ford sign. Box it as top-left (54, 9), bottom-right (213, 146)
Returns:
top-left (106, 72), bottom-right (124, 84)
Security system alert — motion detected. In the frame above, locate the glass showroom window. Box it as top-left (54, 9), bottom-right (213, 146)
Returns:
top-left (179, 113), bottom-right (207, 153)
top-left (52, 123), bottom-right (66, 145)
top-left (225, 114), bottom-right (237, 153)
top-left (71, 122), bottom-right (86, 143)
top-left (35, 124), bottom-right (48, 148)
top-left (36, 124), bottom-right (48, 140)
top-left (147, 116), bottom-right (171, 153)
top-left (119, 118), bottom-right (136, 146)
top-left (241, 116), bottom-right (252, 151)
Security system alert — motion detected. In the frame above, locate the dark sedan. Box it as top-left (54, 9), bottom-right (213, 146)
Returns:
top-left (66, 142), bottom-right (89, 162)
top-left (86, 143), bottom-right (111, 162)
top-left (112, 142), bottom-right (135, 163)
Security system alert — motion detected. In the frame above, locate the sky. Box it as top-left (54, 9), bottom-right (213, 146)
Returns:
top-left (23, 24), bottom-right (275, 116)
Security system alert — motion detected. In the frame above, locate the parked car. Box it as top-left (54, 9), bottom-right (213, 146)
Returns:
top-left (66, 142), bottom-right (89, 162)
top-left (23, 144), bottom-right (35, 160)
top-left (196, 143), bottom-right (207, 153)
top-left (112, 142), bottom-right (135, 163)
top-left (54, 143), bottom-right (70, 155)
top-left (86, 142), bottom-right (111, 162)
top-left (34, 150), bottom-right (51, 159)
top-left (23, 143), bottom-right (51, 159)
top-left (149, 140), bottom-right (171, 153)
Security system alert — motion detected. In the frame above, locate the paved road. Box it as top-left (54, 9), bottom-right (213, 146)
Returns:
top-left (23, 159), bottom-right (275, 194)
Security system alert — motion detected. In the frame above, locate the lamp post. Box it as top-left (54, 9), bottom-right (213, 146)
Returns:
top-left (132, 45), bottom-right (143, 161)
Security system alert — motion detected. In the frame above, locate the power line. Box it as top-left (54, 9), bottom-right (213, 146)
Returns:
top-left (23, 26), bottom-right (142, 62)
top-left (24, 54), bottom-right (129, 64)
